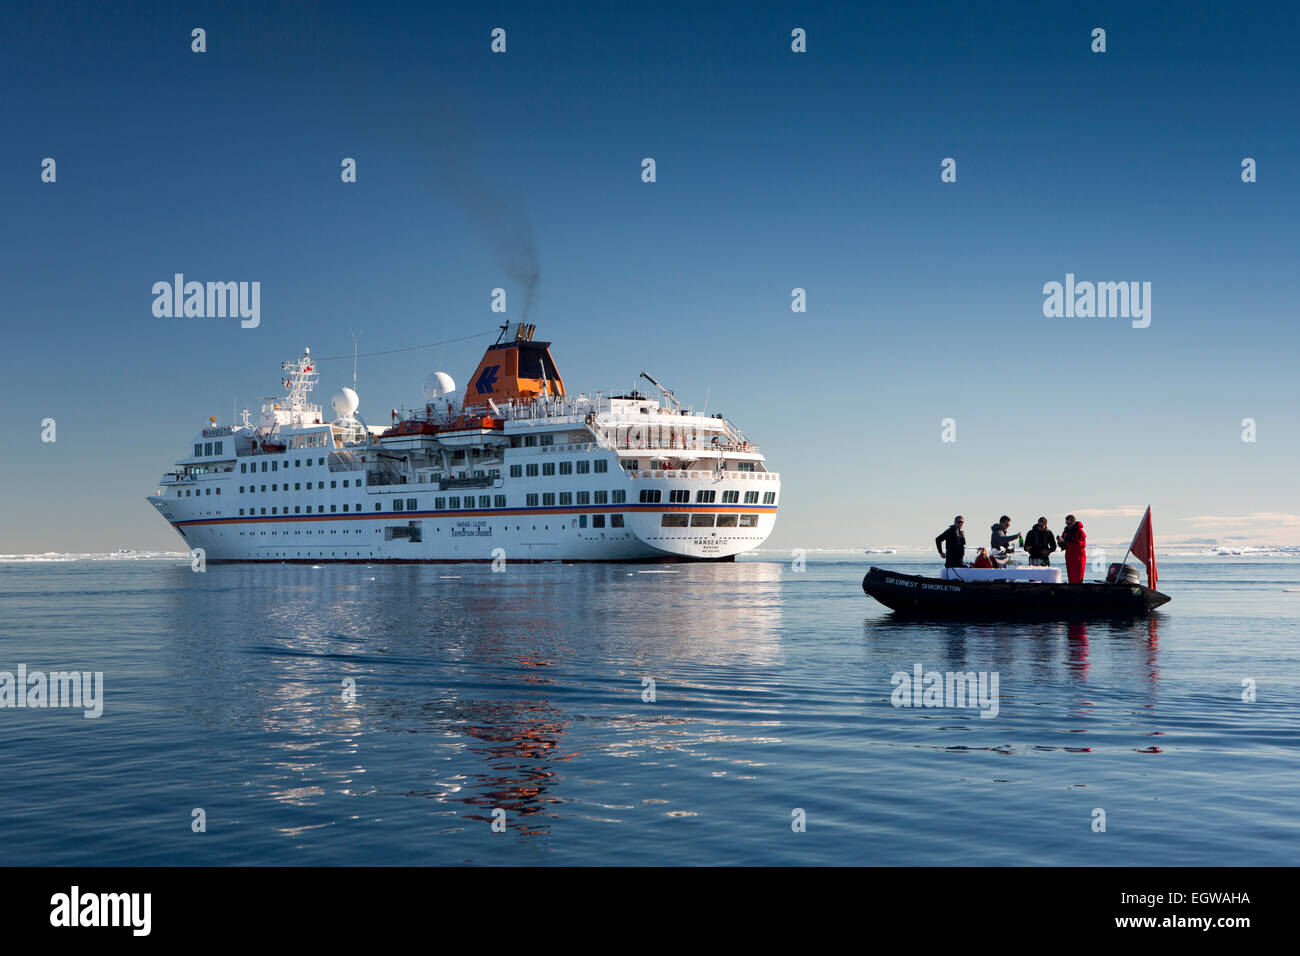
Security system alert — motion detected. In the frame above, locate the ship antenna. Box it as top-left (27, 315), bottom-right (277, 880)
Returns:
top-left (349, 325), bottom-right (364, 390)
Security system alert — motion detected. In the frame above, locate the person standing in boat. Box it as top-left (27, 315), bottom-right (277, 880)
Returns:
top-left (1058, 515), bottom-right (1087, 583)
top-left (935, 516), bottom-right (967, 568)
top-left (1024, 517), bottom-right (1057, 566)
top-left (989, 515), bottom-right (1019, 568)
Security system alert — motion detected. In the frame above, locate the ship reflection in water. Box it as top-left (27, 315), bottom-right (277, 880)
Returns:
top-left (162, 560), bottom-right (785, 842)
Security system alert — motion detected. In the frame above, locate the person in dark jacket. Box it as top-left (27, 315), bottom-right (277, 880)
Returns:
top-left (935, 516), bottom-right (966, 568)
top-left (988, 515), bottom-right (1019, 568)
top-left (1058, 515), bottom-right (1087, 583)
top-left (1024, 517), bottom-right (1057, 566)
top-left (990, 516), bottom-right (1019, 552)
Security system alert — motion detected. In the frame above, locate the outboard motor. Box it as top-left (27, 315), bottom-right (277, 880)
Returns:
top-left (1106, 563), bottom-right (1142, 585)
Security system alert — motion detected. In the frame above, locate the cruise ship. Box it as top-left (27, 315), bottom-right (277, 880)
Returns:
top-left (147, 324), bottom-right (780, 562)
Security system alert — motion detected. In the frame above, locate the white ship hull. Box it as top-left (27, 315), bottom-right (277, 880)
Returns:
top-left (149, 327), bottom-right (779, 564)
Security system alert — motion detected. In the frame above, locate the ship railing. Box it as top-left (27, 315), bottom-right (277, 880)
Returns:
top-left (327, 450), bottom-right (366, 472)
top-left (440, 475), bottom-right (495, 491)
top-left (625, 470), bottom-right (779, 481)
top-left (607, 439), bottom-right (760, 453)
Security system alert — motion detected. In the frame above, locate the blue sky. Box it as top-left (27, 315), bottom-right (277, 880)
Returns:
top-left (2, 1), bottom-right (1297, 552)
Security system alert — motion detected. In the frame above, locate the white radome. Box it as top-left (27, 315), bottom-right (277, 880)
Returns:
top-left (424, 371), bottom-right (456, 400)
top-left (331, 386), bottom-right (360, 418)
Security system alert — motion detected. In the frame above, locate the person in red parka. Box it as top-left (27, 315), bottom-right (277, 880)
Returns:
top-left (1057, 514), bottom-right (1086, 584)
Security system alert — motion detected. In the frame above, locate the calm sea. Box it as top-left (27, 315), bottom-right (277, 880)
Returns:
top-left (1, 554), bottom-right (1297, 865)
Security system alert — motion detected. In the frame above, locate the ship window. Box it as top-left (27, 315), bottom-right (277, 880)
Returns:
top-left (696, 490), bottom-right (715, 503)
top-left (579, 515), bottom-right (587, 528)
top-left (215, 442), bottom-right (223, 455)
top-left (661, 514), bottom-right (689, 528)
top-left (593, 490), bottom-right (607, 504)
top-left (375, 503), bottom-right (381, 511)
top-left (204, 442), bottom-right (212, 455)
top-left (295, 483), bottom-right (300, 490)
top-left (576, 460), bottom-right (590, 474)
top-left (592, 515), bottom-right (606, 528)
top-left (669, 490), bottom-right (689, 503)
top-left (611, 515), bottom-right (624, 527)
top-left (260, 508), bottom-right (266, 515)
top-left (271, 507), bottom-right (278, 514)
top-left (542, 462), bottom-right (555, 476)
top-left (524, 436), bottom-right (537, 447)
top-left (526, 494), bottom-right (538, 507)
top-left (479, 495), bottom-right (490, 508)
top-left (509, 465), bottom-right (522, 478)
top-left (205, 488), bottom-right (211, 496)
top-left (343, 504), bottom-right (349, 512)
top-left (194, 444), bottom-right (203, 457)
top-left (559, 461), bottom-right (572, 475)
top-left (407, 498), bottom-right (417, 510)
top-left (612, 490), bottom-right (626, 504)
top-left (435, 498), bottom-right (446, 509)
top-left (594, 460), bottom-right (608, 473)
top-left (540, 433), bottom-right (554, 446)
top-left (690, 514), bottom-right (715, 527)
top-left (738, 462), bottom-right (755, 472)
top-left (621, 460), bottom-right (636, 470)
top-left (330, 505), bottom-right (337, 513)
top-left (494, 495), bottom-right (506, 507)
top-left (241, 463), bottom-right (247, 473)
top-left (272, 484), bottom-right (277, 492)
top-left (744, 491), bottom-right (759, 504)
top-left (639, 489), bottom-right (661, 504)
top-left (261, 462), bottom-right (268, 472)
top-left (763, 492), bottom-right (776, 504)
top-left (343, 480), bottom-right (349, 488)
top-left (739, 515), bottom-right (758, 527)
top-left (559, 492), bottom-right (573, 506)
top-left (272, 461), bottom-right (277, 471)
top-left (526, 464), bottom-right (538, 477)
top-left (576, 491), bottom-right (589, 505)
top-left (716, 515), bottom-right (738, 527)
top-left (239, 508), bottom-right (244, 515)
top-left (722, 490), bottom-right (739, 503)
top-left (239, 486), bottom-right (244, 494)
top-left (394, 499), bottom-right (404, 512)
top-left (318, 458), bottom-right (324, 465)
top-left (215, 488), bottom-right (220, 495)
top-left (330, 481), bottom-right (337, 489)
top-left (543, 493), bottom-right (555, 506)
top-left (295, 506), bottom-right (301, 514)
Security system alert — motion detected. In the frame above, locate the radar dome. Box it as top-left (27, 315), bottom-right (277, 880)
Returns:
top-left (424, 372), bottom-right (456, 400)
top-left (331, 386), bottom-right (359, 419)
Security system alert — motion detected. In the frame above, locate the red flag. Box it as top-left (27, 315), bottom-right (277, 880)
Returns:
top-left (1128, 506), bottom-right (1157, 590)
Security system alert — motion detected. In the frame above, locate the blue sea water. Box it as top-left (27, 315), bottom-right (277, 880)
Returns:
top-left (0, 554), bottom-right (1297, 865)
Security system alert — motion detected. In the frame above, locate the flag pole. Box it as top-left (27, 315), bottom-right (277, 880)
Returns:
top-left (1115, 506), bottom-right (1148, 583)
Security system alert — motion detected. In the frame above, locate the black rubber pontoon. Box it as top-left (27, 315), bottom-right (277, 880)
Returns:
top-left (862, 566), bottom-right (1171, 619)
